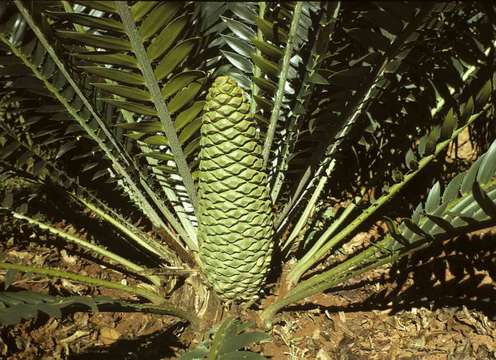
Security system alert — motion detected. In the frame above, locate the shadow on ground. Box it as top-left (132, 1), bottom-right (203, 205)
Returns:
top-left (362, 230), bottom-right (496, 319)
top-left (68, 322), bottom-right (186, 360)
top-left (310, 232), bottom-right (496, 320)
top-left (294, 230), bottom-right (496, 320)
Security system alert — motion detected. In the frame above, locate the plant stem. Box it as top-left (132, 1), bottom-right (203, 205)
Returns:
top-left (262, 217), bottom-right (495, 327)
top-left (7, 3), bottom-right (171, 233)
top-left (260, 236), bottom-right (397, 327)
top-left (271, 2), bottom-right (341, 207)
top-left (283, 199), bottom-right (357, 254)
top-left (288, 108), bottom-right (488, 284)
top-left (250, 2), bottom-right (265, 115)
top-left (11, 211), bottom-right (162, 287)
top-left (0, 261), bottom-right (164, 303)
top-left (0, 261), bottom-right (200, 325)
top-left (262, 2), bottom-right (303, 168)
top-left (74, 194), bottom-right (177, 262)
top-left (279, 6), bottom-right (437, 244)
top-left (62, 0), bottom-right (197, 245)
top-left (115, 1), bottom-right (199, 219)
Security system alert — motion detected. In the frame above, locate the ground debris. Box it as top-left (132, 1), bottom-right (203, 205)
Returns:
top-left (263, 304), bottom-right (496, 360)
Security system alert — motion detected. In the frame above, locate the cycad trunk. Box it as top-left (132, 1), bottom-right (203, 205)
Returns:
top-left (198, 76), bottom-right (274, 302)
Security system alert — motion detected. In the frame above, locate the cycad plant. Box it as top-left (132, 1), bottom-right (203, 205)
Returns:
top-left (0, 0), bottom-right (495, 339)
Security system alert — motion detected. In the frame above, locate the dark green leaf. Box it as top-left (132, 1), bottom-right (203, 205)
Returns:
top-left (181, 346), bottom-right (209, 360)
top-left (440, 108), bottom-right (457, 140)
top-left (405, 148), bottom-right (417, 170)
top-left (475, 79), bottom-right (492, 107)
top-left (0, 142), bottom-right (19, 160)
top-left (139, 152), bottom-right (174, 161)
top-left (1, 191), bottom-right (14, 208)
top-left (251, 38), bottom-right (284, 59)
top-left (178, 118), bottom-right (201, 144)
top-left (0, 293), bottom-right (23, 306)
top-left (222, 17), bottom-right (256, 41)
top-left (222, 332), bottom-right (271, 353)
top-left (460, 96), bottom-right (474, 121)
top-left (175, 101), bottom-right (204, 131)
top-left (38, 303), bottom-right (62, 318)
top-left (251, 54), bottom-right (279, 77)
top-left (230, 3), bottom-right (257, 24)
top-left (79, 66), bottom-right (143, 85)
top-left (309, 72), bottom-right (329, 85)
top-left (168, 81), bottom-right (202, 114)
top-left (156, 164), bottom-right (178, 173)
top-left (117, 121), bottom-right (162, 133)
top-left (47, 12), bottom-right (124, 32)
top-left (255, 17), bottom-right (288, 43)
top-left (4, 270), bottom-right (17, 290)
top-left (442, 173), bottom-right (464, 204)
top-left (403, 218), bottom-right (431, 239)
top-left (222, 50), bottom-right (253, 74)
top-left (476, 140), bottom-right (496, 184)
top-left (56, 142), bottom-right (78, 159)
top-left (57, 31), bottom-right (130, 51)
top-left (424, 126), bottom-right (441, 155)
top-left (92, 169), bottom-right (109, 181)
top-left (417, 135), bottom-right (428, 157)
top-left (62, 296), bottom-right (98, 313)
top-left (390, 230), bottom-right (411, 246)
top-left (139, 2), bottom-right (182, 41)
top-left (0, 307), bottom-right (23, 325)
top-left (425, 182), bottom-right (441, 213)
top-left (229, 73), bottom-right (251, 90)
top-left (147, 13), bottom-right (189, 61)
top-left (472, 182), bottom-right (496, 220)
top-left (424, 214), bottom-right (455, 233)
top-left (131, 1), bottom-right (158, 22)
top-left (461, 156), bottom-right (484, 194)
top-left (162, 71), bottom-right (204, 100)
top-left (253, 95), bottom-right (273, 112)
top-left (143, 135), bottom-right (168, 146)
top-left (253, 76), bottom-right (277, 94)
top-left (222, 35), bottom-right (255, 58)
top-left (362, 9), bottom-right (403, 35)
top-left (92, 83), bottom-right (150, 102)
top-left (155, 38), bottom-right (198, 81)
top-left (102, 99), bottom-right (156, 116)
top-left (73, 52), bottom-right (137, 68)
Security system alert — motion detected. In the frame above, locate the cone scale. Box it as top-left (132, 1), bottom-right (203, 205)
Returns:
top-left (198, 76), bottom-right (274, 301)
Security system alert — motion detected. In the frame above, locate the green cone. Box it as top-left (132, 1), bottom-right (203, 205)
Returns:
top-left (198, 76), bottom-right (274, 301)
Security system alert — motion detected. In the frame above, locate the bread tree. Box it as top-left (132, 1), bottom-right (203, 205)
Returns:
top-left (0, 1), bottom-right (494, 347)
